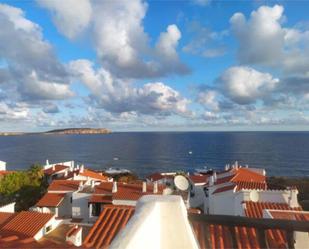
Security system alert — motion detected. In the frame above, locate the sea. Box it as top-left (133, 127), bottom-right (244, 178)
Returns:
top-left (0, 132), bottom-right (308, 178)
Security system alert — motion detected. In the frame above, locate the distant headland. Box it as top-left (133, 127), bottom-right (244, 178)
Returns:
top-left (0, 128), bottom-right (111, 136)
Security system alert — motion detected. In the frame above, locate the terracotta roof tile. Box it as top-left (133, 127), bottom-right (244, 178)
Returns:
top-left (189, 175), bottom-right (208, 184)
top-left (94, 182), bottom-right (113, 195)
top-left (36, 193), bottom-right (65, 207)
top-left (231, 168), bottom-right (266, 183)
top-left (0, 211), bottom-right (55, 238)
top-left (83, 205), bottom-right (134, 248)
top-left (215, 174), bottom-right (235, 185)
top-left (113, 183), bottom-right (164, 201)
top-left (79, 169), bottom-right (108, 181)
top-left (243, 201), bottom-right (303, 249)
top-left (0, 171), bottom-right (14, 177)
top-left (0, 212), bottom-right (16, 228)
top-left (48, 180), bottom-right (82, 192)
top-left (146, 172), bottom-right (174, 182)
top-left (268, 210), bottom-right (309, 221)
top-left (212, 184), bottom-right (236, 194)
top-left (235, 181), bottom-right (267, 191)
top-left (89, 195), bottom-right (113, 203)
top-left (44, 165), bottom-right (69, 176)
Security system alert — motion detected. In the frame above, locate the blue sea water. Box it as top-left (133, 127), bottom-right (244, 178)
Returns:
top-left (0, 132), bottom-right (308, 177)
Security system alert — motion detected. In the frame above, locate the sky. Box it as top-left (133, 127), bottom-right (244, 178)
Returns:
top-left (0, 0), bottom-right (308, 132)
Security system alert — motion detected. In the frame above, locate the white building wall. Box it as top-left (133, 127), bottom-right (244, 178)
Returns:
top-left (0, 202), bottom-right (15, 212)
top-left (210, 191), bottom-right (236, 215)
top-left (72, 192), bottom-right (90, 222)
top-left (189, 186), bottom-right (205, 208)
top-left (113, 200), bottom-right (137, 206)
top-left (33, 215), bottom-right (61, 240)
top-left (0, 160), bottom-right (6, 171)
top-left (58, 193), bottom-right (72, 218)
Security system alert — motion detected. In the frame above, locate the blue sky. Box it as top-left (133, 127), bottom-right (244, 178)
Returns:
top-left (0, 0), bottom-right (308, 131)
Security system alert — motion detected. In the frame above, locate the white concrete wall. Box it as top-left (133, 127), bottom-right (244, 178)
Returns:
top-left (58, 193), bottom-right (72, 218)
top-left (0, 160), bottom-right (6, 171)
top-left (209, 190), bottom-right (236, 215)
top-left (44, 160), bottom-right (74, 170)
top-left (189, 185), bottom-right (205, 208)
top-left (72, 192), bottom-right (90, 222)
top-left (113, 199), bottom-right (137, 206)
top-left (110, 195), bottom-right (199, 249)
top-left (33, 215), bottom-right (61, 240)
top-left (0, 202), bottom-right (15, 212)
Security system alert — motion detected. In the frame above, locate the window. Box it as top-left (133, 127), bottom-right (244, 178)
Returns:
top-left (45, 225), bottom-right (52, 233)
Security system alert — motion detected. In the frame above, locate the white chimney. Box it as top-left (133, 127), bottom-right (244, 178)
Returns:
top-left (235, 161), bottom-right (239, 169)
top-left (112, 182), bottom-right (118, 193)
top-left (64, 170), bottom-right (68, 177)
top-left (91, 180), bottom-right (95, 189)
top-left (209, 176), bottom-right (214, 186)
top-left (289, 188), bottom-right (299, 208)
top-left (79, 181), bottom-right (83, 191)
top-left (213, 172), bottom-right (217, 183)
top-left (52, 164), bottom-right (55, 171)
top-left (153, 181), bottom-right (158, 194)
top-left (46, 160), bottom-right (49, 166)
top-left (224, 164), bottom-right (228, 171)
top-left (73, 172), bottom-right (77, 179)
top-left (142, 182), bottom-right (147, 193)
top-left (80, 164), bottom-right (84, 173)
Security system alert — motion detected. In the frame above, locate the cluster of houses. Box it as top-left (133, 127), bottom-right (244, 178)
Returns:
top-left (0, 160), bottom-right (308, 248)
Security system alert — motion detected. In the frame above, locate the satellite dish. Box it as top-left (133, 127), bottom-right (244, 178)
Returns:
top-left (174, 175), bottom-right (190, 191)
top-left (163, 187), bottom-right (173, 195)
top-left (249, 190), bottom-right (259, 202)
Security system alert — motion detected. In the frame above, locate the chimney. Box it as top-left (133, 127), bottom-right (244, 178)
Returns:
top-left (213, 172), bottom-right (217, 183)
top-left (64, 170), bottom-right (68, 177)
top-left (79, 181), bottom-right (83, 191)
top-left (52, 164), bottom-right (55, 171)
top-left (142, 182), bottom-right (147, 193)
top-left (209, 175), bottom-right (214, 186)
top-left (153, 181), bottom-right (158, 194)
top-left (73, 172), bottom-right (77, 179)
top-left (91, 180), bottom-right (95, 189)
top-left (235, 161), bottom-right (239, 169)
top-left (80, 164), bottom-right (84, 173)
top-left (112, 182), bottom-right (118, 193)
top-left (46, 160), bottom-right (49, 166)
top-left (225, 164), bottom-right (228, 171)
top-left (289, 188), bottom-right (299, 208)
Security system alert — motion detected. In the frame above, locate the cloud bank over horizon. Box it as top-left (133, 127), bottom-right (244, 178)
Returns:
top-left (0, 1), bottom-right (308, 131)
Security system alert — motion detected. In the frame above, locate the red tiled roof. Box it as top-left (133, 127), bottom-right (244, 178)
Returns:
top-left (89, 195), bottom-right (113, 203)
top-left (231, 168), bottom-right (266, 183)
top-left (215, 174), bottom-right (235, 185)
top-left (0, 212), bottom-right (16, 228)
top-left (189, 175), bottom-right (208, 184)
top-left (212, 184), bottom-right (236, 194)
top-left (244, 201), bottom-right (302, 219)
top-left (243, 201), bottom-right (303, 249)
top-left (146, 172), bottom-right (174, 182)
top-left (0, 211), bottom-right (55, 238)
top-left (0, 171), bottom-right (14, 177)
top-left (235, 181), bottom-right (267, 191)
top-left (113, 183), bottom-right (164, 201)
top-left (79, 169), bottom-right (108, 181)
top-left (44, 165), bottom-right (69, 176)
top-left (36, 193), bottom-right (65, 207)
top-left (94, 182), bottom-right (113, 195)
top-left (268, 210), bottom-right (309, 221)
top-left (191, 221), bottom-right (263, 249)
top-left (83, 205), bottom-right (134, 248)
top-left (48, 180), bottom-right (82, 192)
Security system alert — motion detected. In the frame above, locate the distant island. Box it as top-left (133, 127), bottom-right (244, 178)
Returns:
top-left (0, 128), bottom-right (111, 136)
